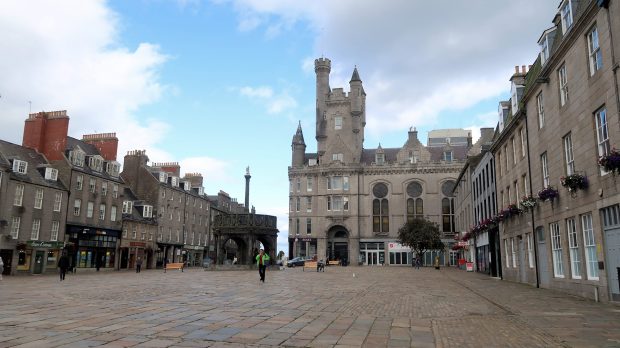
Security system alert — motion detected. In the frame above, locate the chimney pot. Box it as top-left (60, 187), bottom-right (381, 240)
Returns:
top-left (521, 65), bottom-right (526, 73)
top-left (515, 66), bottom-right (519, 74)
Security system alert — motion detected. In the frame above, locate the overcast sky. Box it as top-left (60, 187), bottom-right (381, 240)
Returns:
top-left (0, 0), bottom-right (560, 252)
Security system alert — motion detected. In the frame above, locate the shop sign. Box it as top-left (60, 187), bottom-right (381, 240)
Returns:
top-left (388, 242), bottom-right (410, 251)
top-left (130, 242), bottom-right (146, 247)
top-left (300, 238), bottom-right (313, 242)
top-left (27, 241), bottom-right (65, 249)
top-left (458, 241), bottom-right (468, 247)
top-left (466, 262), bottom-right (474, 272)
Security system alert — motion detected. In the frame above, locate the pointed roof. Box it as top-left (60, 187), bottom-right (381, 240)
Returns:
top-left (350, 66), bottom-right (361, 82)
top-left (292, 121), bottom-right (306, 146)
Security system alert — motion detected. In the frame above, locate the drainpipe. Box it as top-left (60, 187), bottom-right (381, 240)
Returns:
top-left (524, 113), bottom-right (540, 288)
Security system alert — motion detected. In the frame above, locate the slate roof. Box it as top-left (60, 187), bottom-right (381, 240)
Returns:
top-left (64, 136), bottom-right (123, 183)
top-left (0, 139), bottom-right (67, 191)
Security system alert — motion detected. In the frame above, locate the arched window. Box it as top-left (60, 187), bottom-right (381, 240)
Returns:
top-left (372, 183), bottom-right (389, 233)
top-left (441, 180), bottom-right (456, 233)
top-left (406, 182), bottom-right (424, 222)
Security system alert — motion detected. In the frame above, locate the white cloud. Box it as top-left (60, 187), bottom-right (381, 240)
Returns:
top-left (465, 111), bottom-right (498, 143)
top-left (0, 0), bottom-right (170, 162)
top-left (221, 0), bottom-right (558, 135)
top-left (238, 85), bottom-right (297, 114)
top-left (180, 156), bottom-right (232, 185)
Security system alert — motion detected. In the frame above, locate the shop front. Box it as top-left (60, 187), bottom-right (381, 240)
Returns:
top-left (475, 231), bottom-right (490, 274)
top-left (14, 241), bottom-right (65, 274)
top-left (289, 237), bottom-right (317, 259)
top-left (387, 241), bottom-right (412, 266)
top-left (156, 242), bottom-right (184, 266)
top-left (66, 226), bottom-right (120, 270)
top-left (184, 245), bottom-right (205, 267)
top-left (120, 241), bottom-right (151, 270)
top-left (359, 240), bottom-right (386, 266)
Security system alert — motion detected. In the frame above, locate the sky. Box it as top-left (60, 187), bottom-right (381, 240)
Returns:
top-left (0, 0), bottom-right (560, 253)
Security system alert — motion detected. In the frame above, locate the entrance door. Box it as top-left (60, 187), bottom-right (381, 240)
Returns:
top-left (33, 250), bottom-right (45, 274)
top-left (602, 205), bottom-right (620, 301)
top-left (366, 251), bottom-right (378, 265)
top-left (519, 238), bottom-right (527, 283)
top-left (536, 227), bottom-right (550, 287)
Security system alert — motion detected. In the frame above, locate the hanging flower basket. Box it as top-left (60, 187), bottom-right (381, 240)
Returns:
top-left (560, 174), bottom-right (588, 192)
top-left (538, 186), bottom-right (559, 202)
top-left (598, 148), bottom-right (620, 175)
top-left (507, 204), bottom-right (522, 217)
top-left (520, 195), bottom-right (537, 211)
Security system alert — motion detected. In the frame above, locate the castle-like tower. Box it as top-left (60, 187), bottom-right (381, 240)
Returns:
top-left (289, 58), bottom-right (488, 267)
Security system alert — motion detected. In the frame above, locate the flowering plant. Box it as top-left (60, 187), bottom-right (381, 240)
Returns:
top-left (507, 204), bottom-right (522, 217)
top-left (598, 148), bottom-right (620, 175)
top-left (538, 186), bottom-right (559, 202)
top-left (560, 174), bottom-right (588, 192)
top-left (520, 195), bottom-right (537, 211)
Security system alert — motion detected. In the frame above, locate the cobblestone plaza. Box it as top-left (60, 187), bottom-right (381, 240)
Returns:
top-left (1, 267), bottom-right (620, 347)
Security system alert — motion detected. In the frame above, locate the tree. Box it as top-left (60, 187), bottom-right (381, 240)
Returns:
top-left (397, 218), bottom-right (445, 262)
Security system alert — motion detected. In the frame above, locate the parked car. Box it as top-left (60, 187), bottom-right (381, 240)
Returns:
top-left (286, 257), bottom-right (305, 267)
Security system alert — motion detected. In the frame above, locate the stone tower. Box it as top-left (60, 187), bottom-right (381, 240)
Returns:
top-left (291, 122), bottom-right (306, 167)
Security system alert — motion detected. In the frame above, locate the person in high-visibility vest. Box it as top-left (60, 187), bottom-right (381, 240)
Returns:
top-left (256, 249), bottom-right (270, 283)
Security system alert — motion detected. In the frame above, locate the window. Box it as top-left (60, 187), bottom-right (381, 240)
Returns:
top-left (34, 188), bottom-right (43, 209)
top-left (122, 201), bottom-right (133, 214)
top-left (581, 213), bottom-right (599, 280)
top-left (14, 184), bottom-right (24, 206)
top-left (497, 152), bottom-right (502, 176)
top-left (328, 176), bottom-right (349, 190)
top-left (332, 153), bottom-right (343, 162)
top-left (295, 197), bottom-right (300, 212)
top-left (306, 196), bottom-right (312, 212)
top-left (511, 238), bottom-right (517, 268)
top-left (514, 181), bottom-right (519, 204)
top-left (566, 217), bottom-right (581, 279)
top-left (504, 239), bottom-right (510, 268)
top-left (307, 177), bottom-right (313, 192)
top-left (89, 178), bottom-right (96, 193)
top-left (12, 159), bottom-right (28, 174)
top-left (563, 133), bottom-right (574, 175)
top-left (504, 145), bottom-right (509, 171)
top-left (89, 156), bottom-right (104, 172)
top-left (87, 201), bottom-right (94, 218)
top-left (373, 198), bottom-right (389, 233)
top-left (51, 221), bottom-right (59, 241)
top-left (296, 178), bottom-right (301, 192)
top-left (512, 138), bottom-right (517, 164)
top-left (540, 34), bottom-right (550, 65)
top-left (106, 162), bottom-right (120, 177)
top-left (328, 196), bottom-right (349, 211)
top-left (76, 175), bottom-right (83, 190)
top-left (74, 199), bottom-right (81, 216)
top-left (31, 219), bottom-right (40, 240)
top-left (110, 206), bottom-right (117, 222)
top-left (101, 182), bottom-right (107, 196)
top-left (541, 152), bottom-right (549, 188)
top-left (53, 192), bottom-right (62, 212)
top-left (10, 216), bottom-right (20, 239)
top-left (522, 174), bottom-right (529, 196)
top-left (527, 233), bottom-right (534, 268)
top-left (595, 107), bottom-right (610, 173)
top-left (558, 65), bottom-right (568, 106)
top-left (295, 218), bottom-right (300, 235)
top-left (99, 204), bottom-right (106, 220)
top-left (376, 153), bottom-right (385, 164)
top-left (406, 198), bottom-right (424, 223)
top-left (507, 186), bottom-right (511, 204)
top-left (335, 116), bottom-right (342, 130)
top-left (537, 92), bottom-right (545, 128)
top-left (588, 26), bottom-right (603, 75)
top-left (560, 0), bottom-right (573, 34)
top-left (45, 167), bottom-right (58, 181)
top-left (132, 226), bottom-right (137, 239)
top-left (143, 205), bottom-right (153, 218)
top-left (519, 129), bottom-right (526, 158)
top-left (171, 177), bottom-right (179, 187)
top-left (550, 222), bottom-right (564, 278)
top-left (70, 150), bottom-right (85, 167)
top-left (112, 184), bottom-right (118, 198)
top-left (443, 151), bottom-right (452, 162)
top-left (306, 218), bottom-right (312, 234)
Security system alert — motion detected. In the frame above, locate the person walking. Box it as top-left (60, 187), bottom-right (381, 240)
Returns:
top-left (255, 249), bottom-right (270, 283)
top-left (58, 252), bottom-right (70, 281)
top-left (415, 257), bottom-right (421, 269)
top-left (0, 256), bottom-right (4, 281)
top-left (136, 257), bottom-right (143, 273)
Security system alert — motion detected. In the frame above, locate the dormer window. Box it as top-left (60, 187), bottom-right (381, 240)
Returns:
top-left (12, 160), bottom-right (28, 174)
top-left (106, 161), bottom-right (120, 177)
top-left (171, 177), bottom-right (179, 187)
top-left (88, 155), bottom-right (104, 172)
top-left (45, 167), bottom-right (58, 181)
top-left (69, 149), bottom-right (85, 167)
top-left (183, 181), bottom-right (191, 191)
top-left (539, 34), bottom-right (550, 65)
top-left (443, 151), bottom-right (453, 162)
top-left (332, 153), bottom-right (343, 162)
top-left (122, 200), bottom-right (133, 214)
top-left (560, 0), bottom-right (573, 34)
top-left (143, 205), bottom-right (153, 218)
top-left (159, 172), bottom-right (168, 183)
top-left (198, 187), bottom-right (204, 195)
top-left (375, 153), bottom-right (385, 165)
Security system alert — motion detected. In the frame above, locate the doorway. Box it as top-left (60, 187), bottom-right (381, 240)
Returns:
top-left (327, 227), bottom-right (349, 265)
top-left (0, 249), bottom-right (12, 275)
top-left (536, 226), bottom-right (550, 288)
top-left (33, 250), bottom-right (45, 274)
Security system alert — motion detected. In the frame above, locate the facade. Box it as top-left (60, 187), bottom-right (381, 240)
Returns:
top-left (288, 58), bottom-right (484, 266)
top-left (121, 151), bottom-right (210, 267)
top-left (0, 140), bottom-right (69, 275)
top-left (21, 111), bottom-right (124, 271)
top-left (119, 188), bottom-right (158, 270)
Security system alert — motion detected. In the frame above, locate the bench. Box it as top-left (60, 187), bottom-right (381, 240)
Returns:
top-left (303, 261), bottom-right (325, 272)
top-left (164, 262), bottom-right (184, 272)
top-left (327, 260), bottom-right (340, 266)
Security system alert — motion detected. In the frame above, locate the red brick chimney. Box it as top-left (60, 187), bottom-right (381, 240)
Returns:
top-left (82, 133), bottom-right (119, 161)
top-left (22, 110), bottom-right (69, 161)
top-left (152, 162), bottom-right (181, 177)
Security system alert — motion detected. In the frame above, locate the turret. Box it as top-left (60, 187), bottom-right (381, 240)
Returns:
top-left (315, 58), bottom-right (331, 155)
top-left (349, 67), bottom-right (365, 134)
top-left (291, 122), bottom-right (306, 167)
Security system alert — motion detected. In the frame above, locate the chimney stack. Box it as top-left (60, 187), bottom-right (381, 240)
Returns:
top-left (151, 162), bottom-right (181, 177)
top-left (514, 66), bottom-right (519, 74)
top-left (82, 133), bottom-right (119, 161)
top-left (521, 65), bottom-right (527, 74)
top-left (22, 110), bottom-right (69, 161)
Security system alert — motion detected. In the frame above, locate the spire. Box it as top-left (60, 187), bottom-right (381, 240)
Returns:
top-left (350, 66), bottom-right (361, 82)
top-left (292, 121), bottom-right (306, 145)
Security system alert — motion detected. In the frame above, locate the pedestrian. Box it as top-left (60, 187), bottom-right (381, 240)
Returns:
top-left (0, 256), bottom-right (4, 280)
top-left (58, 252), bottom-right (70, 281)
top-left (96, 257), bottom-right (102, 271)
top-left (136, 257), bottom-right (143, 273)
top-left (416, 257), bottom-right (421, 269)
top-left (255, 249), bottom-right (270, 283)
